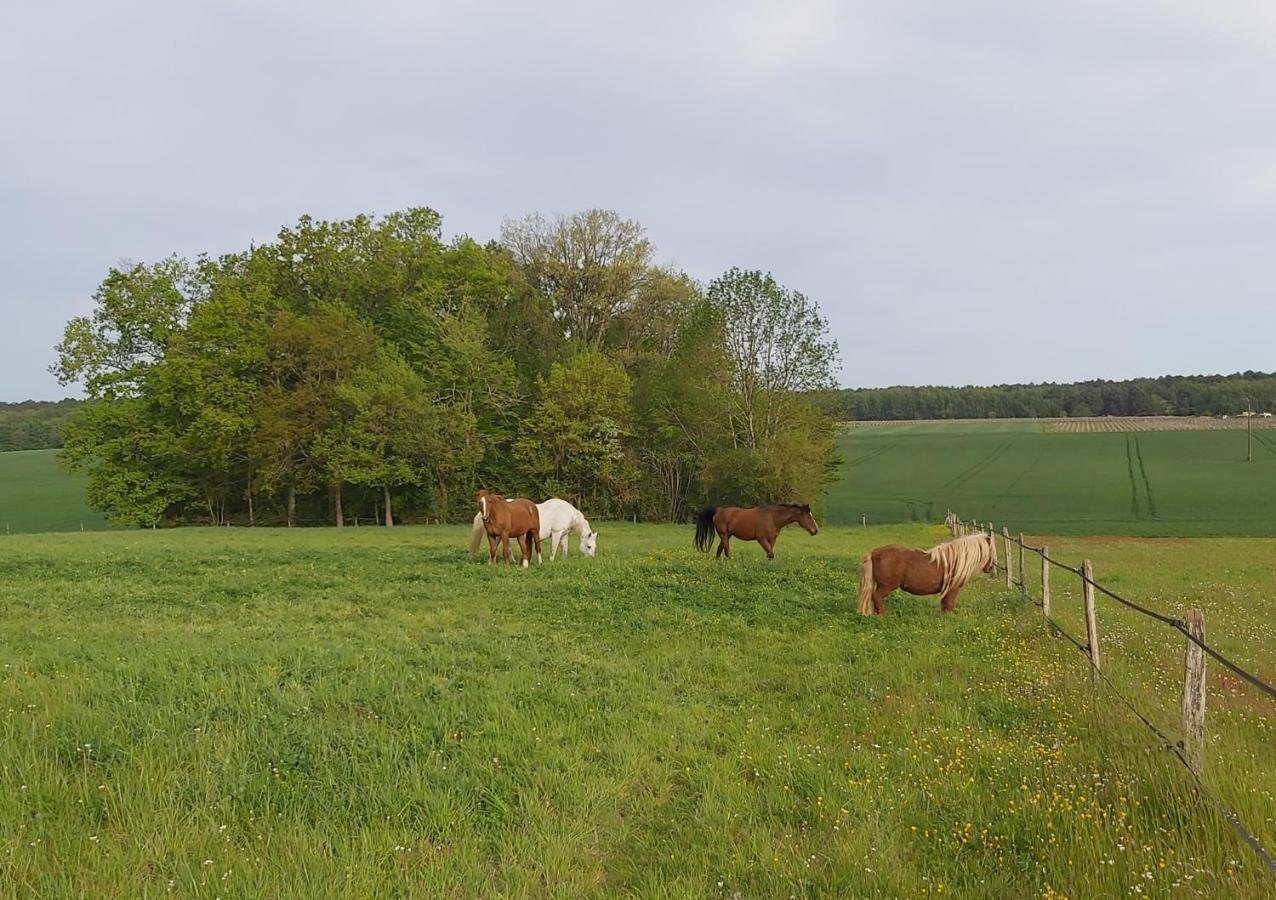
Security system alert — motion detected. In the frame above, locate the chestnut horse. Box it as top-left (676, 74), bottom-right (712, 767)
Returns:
top-left (857, 533), bottom-right (997, 614)
top-left (477, 490), bottom-right (542, 568)
top-left (694, 504), bottom-right (819, 559)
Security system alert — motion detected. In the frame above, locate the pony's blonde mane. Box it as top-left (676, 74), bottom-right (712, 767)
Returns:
top-left (926, 534), bottom-right (995, 598)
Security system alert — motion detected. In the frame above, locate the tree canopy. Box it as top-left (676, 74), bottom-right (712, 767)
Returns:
top-left (54, 207), bottom-right (842, 526)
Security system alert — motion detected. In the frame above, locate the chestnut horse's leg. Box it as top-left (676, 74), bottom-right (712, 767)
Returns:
top-left (502, 532), bottom-right (512, 567)
top-left (940, 587), bottom-right (960, 612)
top-left (487, 533), bottom-right (497, 565)
top-left (517, 531), bottom-right (531, 568)
top-left (532, 529), bottom-right (542, 565)
top-left (872, 586), bottom-right (888, 615)
top-left (759, 536), bottom-right (775, 560)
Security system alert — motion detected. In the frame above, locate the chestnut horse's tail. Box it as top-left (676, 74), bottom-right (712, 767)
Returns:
top-left (694, 506), bottom-right (718, 552)
top-left (468, 513), bottom-right (485, 558)
top-left (857, 551), bottom-right (876, 615)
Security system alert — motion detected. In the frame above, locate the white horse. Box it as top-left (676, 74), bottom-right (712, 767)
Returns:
top-left (469, 497), bottom-right (596, 561)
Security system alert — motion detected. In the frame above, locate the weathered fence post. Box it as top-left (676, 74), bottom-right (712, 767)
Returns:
top-left (1180, 608), bottom-right (1206, 776)
top-left (1082, 559), bottom-right (1100, 682)
top-left (1002, 528), bottom-right (1013, 589)
top-left (1018, 533), bottom-right (1027, 597)
top-left (862, 514), bottom-right (867, 528)
top-left (1040, 546), bottom-right (1050, 617)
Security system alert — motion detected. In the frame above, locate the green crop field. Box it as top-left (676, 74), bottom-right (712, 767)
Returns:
top-left (1, 524), bottom-right (1272, 897)
top-left (830, 422), bottom-right (1276, 535)
top-left (0, 449), bottom-right (115, 534)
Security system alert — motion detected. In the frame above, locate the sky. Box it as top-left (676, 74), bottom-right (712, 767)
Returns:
top-left (3, 0), bottom-right (1275, 401)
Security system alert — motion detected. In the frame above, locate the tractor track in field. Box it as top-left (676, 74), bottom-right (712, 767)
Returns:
top-left (1253, 430), bottom-right (1276, 457)
top-left (1133, 435), bottom-right (1158, 518)
top-left (849, 439), bottom-right (902, 467)
top-left (1000, 442), bottom-right (1048, 496)
top-left (1125, 436), bottom-right (1142, 519)
top-left (943, 437), bottom-right (1019, 491)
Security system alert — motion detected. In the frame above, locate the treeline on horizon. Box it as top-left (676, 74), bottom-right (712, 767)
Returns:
top-left (53, 207), bottom-right (841, 527)
top-left (0, 400), bottom-right (81, 452)
top-left (813, 372), bottom-right (1276, 421)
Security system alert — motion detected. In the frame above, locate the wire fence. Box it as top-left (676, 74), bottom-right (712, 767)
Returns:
top-left (947, 512), bottom-right (1276, 874)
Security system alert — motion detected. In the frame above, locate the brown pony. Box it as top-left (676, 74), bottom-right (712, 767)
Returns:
top-left (694, 504), bottom-right (819, 559)
top-left (857, 533), bottom-right (997, 614)
top-left (477, 490), bottom-right (542, 568)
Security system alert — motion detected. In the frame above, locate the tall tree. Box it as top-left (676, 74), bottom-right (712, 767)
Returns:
top-left (706, 268), bottom-right (840, 450)
top-left (251, 305), bottom-right (378, 526)
top-left (320, 349), bottom-right (437, 527)
top-left (502, 210), bottom-right (653, 348)
top-left (515, 347), bottom-right (639, 516)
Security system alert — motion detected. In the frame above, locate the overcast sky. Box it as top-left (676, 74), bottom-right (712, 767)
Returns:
top-left (3, 1), bottom-right (1275, 401)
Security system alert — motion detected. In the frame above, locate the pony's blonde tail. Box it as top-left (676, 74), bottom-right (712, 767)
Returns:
top-left (857, 552), bottom-right (876, 615)
top-left (468, 513), bottom-right (485, 558)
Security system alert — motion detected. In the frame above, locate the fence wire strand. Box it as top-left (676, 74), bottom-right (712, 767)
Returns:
top-left (950, 515), bottom-right (1276, 874)
top-left (1043, 610), bottom-right (1276, 875)
top-left (958, 518), bottom-right (1276, 703)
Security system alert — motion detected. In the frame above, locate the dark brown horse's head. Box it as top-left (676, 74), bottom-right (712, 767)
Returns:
top-left (795, 504), bottom-right (818, 535)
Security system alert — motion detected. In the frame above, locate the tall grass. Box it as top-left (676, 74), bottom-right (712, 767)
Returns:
top-left (0, 524), bottom-right (1271, 896)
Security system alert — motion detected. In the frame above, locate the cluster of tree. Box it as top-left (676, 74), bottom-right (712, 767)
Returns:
top-left (0, 400), bottom-right (80, 452)
top-left (813, 372), bottom-right (1276, 421)
top-left (55, 208), bottom-right (841, 527)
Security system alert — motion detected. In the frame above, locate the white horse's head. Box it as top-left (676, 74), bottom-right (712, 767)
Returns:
top-left (580, 529), bottom-right (597, 557)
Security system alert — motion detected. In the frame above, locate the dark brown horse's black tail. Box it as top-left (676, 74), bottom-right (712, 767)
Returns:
top-left (694, 506), bottom-right (717, 552)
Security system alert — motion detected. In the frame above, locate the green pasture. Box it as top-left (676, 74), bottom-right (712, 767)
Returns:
top-left (1, 524), bottom-right (1272, 897)
top-left (831, 424), bottom-right (1276, 535)
top-left (0, 449), bottom-right (114, 534)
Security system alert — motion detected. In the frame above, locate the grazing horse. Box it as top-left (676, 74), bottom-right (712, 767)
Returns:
top-left (694, 504), bottom-right (819, 560)
top-left (476, 490), bottom-right (542, 568)
top-left (857, 533), bottom-right (997, 614)
top-left (469, 498), bottom-right (597, 561)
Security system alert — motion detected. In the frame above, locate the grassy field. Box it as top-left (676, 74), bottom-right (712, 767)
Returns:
top-left (1, 524), bottom-right (1272, 897)
top-left (830, 422), bottom-right (1276, 535)
top-left (0, 449), bottom-right (115, 534)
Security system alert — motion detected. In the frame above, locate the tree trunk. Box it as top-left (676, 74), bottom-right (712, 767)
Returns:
top-left (247, 492), bottom-right (255, 527)
top-left (383, 485), bottom-right (393, 527)
top-left (334, 483), bottom-right (344, 528)
top-left (287, 484), bottom-right (296, 528)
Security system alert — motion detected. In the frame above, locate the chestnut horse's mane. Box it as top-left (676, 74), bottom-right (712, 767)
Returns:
top-left (926, 534), bottom-right (997, 599)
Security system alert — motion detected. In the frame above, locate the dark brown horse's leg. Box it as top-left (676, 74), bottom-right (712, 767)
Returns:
top-left (720, 534), bottom-right (731, 559)
top-left (940, 587), bottom-right (960, 612)
top-left (759, 537), bottom-right (775, 560)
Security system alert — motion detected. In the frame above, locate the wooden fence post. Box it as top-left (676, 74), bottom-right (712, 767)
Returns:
top-left (1180, 608), bottom-right (1206, 776)
top-left (1082, 559), bottom-right (1100, 682)
top-left (1002, 527), bottom-right (1013, 589)
top-left (1018, 533), bottom-right (1027, 596)
top-left (1040, 546), bottom-right (1050, 617)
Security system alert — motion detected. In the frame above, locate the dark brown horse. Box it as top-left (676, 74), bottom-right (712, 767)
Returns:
top-left (477, 490), bottom-right (542, 568)
top-left (857, 533), bottom-right (996, 614)
top-left (694, 504), bottom-right (819, 559)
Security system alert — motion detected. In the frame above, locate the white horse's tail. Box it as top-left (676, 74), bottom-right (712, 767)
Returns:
top-left (468, 513), bottom-right (485, 558)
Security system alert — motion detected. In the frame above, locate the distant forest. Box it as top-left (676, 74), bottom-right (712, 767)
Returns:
top-left (813, 372), bottom-right (1276, 421)
top-left (0, 400), bottom-right (80, 451)
top-left (11, 372), bottom-right (1276, 460)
